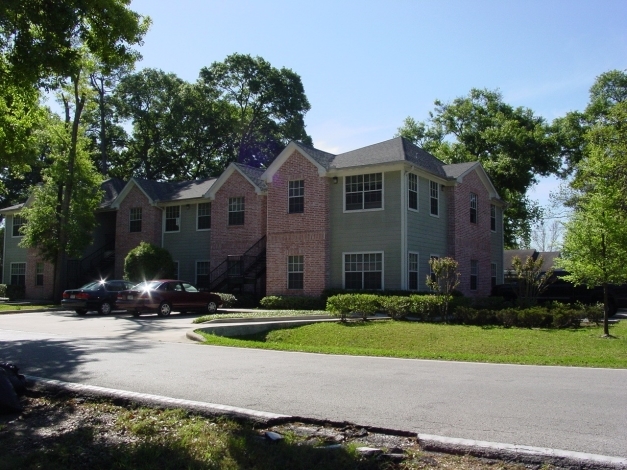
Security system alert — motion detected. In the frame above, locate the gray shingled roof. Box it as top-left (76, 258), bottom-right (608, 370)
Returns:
top-left (329, 137), bottom-right (449, 178)
top-left (442, 162), bottom-right (478, 179)
top-left (293, 142), bottom-right (336, 170)
top-left (134, 177), bottom-right (217, 203)
top-left (100, 178), bottom-right (126, 209)
top-left (234, 163), bottom-right (267, 191)
top-left (0, 202), bottom-right (24, 213)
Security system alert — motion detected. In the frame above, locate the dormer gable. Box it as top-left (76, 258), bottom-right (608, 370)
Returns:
top-left (204, 163), bottom-right (266, 200)
top-left (261, 141), bottom-right (333, 182)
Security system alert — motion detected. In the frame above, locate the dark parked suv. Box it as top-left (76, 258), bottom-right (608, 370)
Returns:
top-left (62, 280), bottom-right (135, 315)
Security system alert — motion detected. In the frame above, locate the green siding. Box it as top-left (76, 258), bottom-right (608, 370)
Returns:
top-left (330, 171), bottom-right (402, 290)
top-left (490, 204), bottom-right (504, 284)
top-left (406, 175), bottom-right (448, 291)
top-left (3, 214), bottom-right (28, 284)
top-left (163, 203), bottom-right (211, 283)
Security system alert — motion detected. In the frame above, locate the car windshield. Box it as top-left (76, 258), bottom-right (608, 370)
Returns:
top-left (80, 281), bottom-right (106, 291)
top-left (132, 281), bottom-right (162, 291)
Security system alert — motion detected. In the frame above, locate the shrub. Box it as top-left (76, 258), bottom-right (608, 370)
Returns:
top-left (216, 293), bottom-right (237, 308)
top-left (6, 284), bottom-right (25, 301)
top-left (0, 284), bottom-right (7, 298)
top-left (379, 296), bottom-right (413, 320)
top-left (452, 307), bottom-right (498, 326)
top-left (408, 294), bottom-right (443, 321)
top-left (516, 307), bottom-right (551, 328)
top-left (471, 296), bottom-right (512, 311)
top-left (259, 295), bottom-right (325, 310)
top-left (326, 294), bottom-right (382, 321)
top-left (124, 242), bottom-right (175, 283)
top-left (496, 308), bottom-right (518, 328)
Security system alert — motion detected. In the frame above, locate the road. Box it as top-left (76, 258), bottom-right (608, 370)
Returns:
top-left (1, 309), bottom-right (626, 459)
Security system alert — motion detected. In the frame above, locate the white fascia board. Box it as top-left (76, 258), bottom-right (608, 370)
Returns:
top-left (110, 178), bottom-right (155, 209)
top-left (203, 163), bottom-right (264, 200)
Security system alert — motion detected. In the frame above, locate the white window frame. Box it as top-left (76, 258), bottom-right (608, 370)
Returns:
top-left (408, 251), bottom-right (419, 291)
top-left (35, 261), bottom-right (44, 286)
top-left (343, 172), bottom-right (384, 213)
top-left (196, 260), bottom-right (210, 286)
top-left (165, 206), bottom-right (180, 233)
top-left (470, 192), bottom-right (478, 224)
top-left (288, 180), bottom-right (305, 214)
top-left (129, 207), bottom-right (142, 233)
top-left (228, 197), bottom-right (245, 226)
top-left (10, 262), bottom-right (26, 286)
top-left (490, 204), bottom-right (497, 232)
top-left (197, 202), bottom-right (211, 231)
top-left (429, 254), bottom-right (440, 283)
top-left (491, 262), bottom-right (498, 288)
top-left (408, 173), bottom-right (419, 212)
top-left (342, 251), bottom-right (384, 290)
top-left (287, 255), bottom-right (304, 290)
top-left (470, 259), bottom-right (478, 291)
top-left (429, 181), bottom-right (439, 217)
top-left (12, 214), bottom-right (25, 238)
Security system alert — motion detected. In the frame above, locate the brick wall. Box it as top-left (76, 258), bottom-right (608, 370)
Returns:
top-left (266, 151), bottom-right (330, 296)
top-left (446, 170), bottom-right (492, 297)
top-left (114, 185), bottom-right (162, 278)
top-left (210, 171), bottom-right (267, 270)
top-left (24, 249), bottom-right (54, 300)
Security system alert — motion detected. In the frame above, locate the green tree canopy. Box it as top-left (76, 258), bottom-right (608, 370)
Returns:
top-left (124, 241), bottom-right (175, 282)
top-left (398, 88), bottom-right (560, 247)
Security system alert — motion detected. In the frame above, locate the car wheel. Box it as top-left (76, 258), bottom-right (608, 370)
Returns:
top-left (207, 301), bottom-right (218, 314)
top-left (75, 309), bottom-right (87, 316)
top-left (158, 302), bottom-right (172, 317)
top-left (132, 310), bottom-right (141, 317)
top-left (99, 301), bottom-right (112, 315)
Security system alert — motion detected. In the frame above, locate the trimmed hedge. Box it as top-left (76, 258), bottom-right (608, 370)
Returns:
top-left (259, 295), bottom-right (326, 311)
top-left (0, 284), bottom-right (6, 298)
top-left (6, 284), bottom-right (25, 301)
top-left (215, 293), bottom-right (237, 308)
top-left (326, 293), bottom-right (445, 321)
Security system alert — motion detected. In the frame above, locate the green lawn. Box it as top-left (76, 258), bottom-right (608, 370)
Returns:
top-left (193, 310), bottom-right (329, 323)
top-left (196, 320), bottom-right (627, 368)
top-left (0, 303), bottom-right (57, 312)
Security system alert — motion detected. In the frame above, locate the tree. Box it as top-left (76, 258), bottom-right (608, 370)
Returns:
top-left (124, 241), bottom-right (175, 282)
top-left (426, 257), bottom-right (460, 323)
top-left (511, 255), bottom-right (555, 307)
top-left (530, 219), bottom-right (563, 252)
top-left (397, 88), bottom-right (561, 247)
top-left (1, 0), bottom-right (150, 299)
top-left (558, 102), bottom-right (627, 337)
top-left (199, 53), bottom-right (313, 167)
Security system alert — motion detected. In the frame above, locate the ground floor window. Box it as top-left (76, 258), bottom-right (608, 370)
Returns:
top-left (36, 262), bottom-right (44, 286)
top-left (287, 255), bottom-right (304, 289)
top-left (344, 252), bottom-right (383, 290)
top-left (491, 262), bottom-right (497, 289)
top-left (408, 252), bottom-right (419, 290)
top-left (173, 261), bottom-right (179, 280)
top-left (11, 263), bottom-right (26, 286)
top-left (470, 260), bottom-right (478, 291)
top-left (196, 261), bottom-right (210, 288)
top-left (429, 255), bottom-right (439, 283)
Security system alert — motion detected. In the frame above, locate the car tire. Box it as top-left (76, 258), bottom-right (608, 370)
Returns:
top-left (158, 302), bottom-right (172, 317)
top-left (207, 301), bottom-right (218, 314)
top-left (132, 310), bottom-right (141, 317)
top-left (75, 309), bottom-right (87, 316)
top-left (99, 301), bottom-right (112, 315)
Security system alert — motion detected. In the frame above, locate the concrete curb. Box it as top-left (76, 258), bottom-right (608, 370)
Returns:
top-left (192, 318), bottom-right (338, 338)
top-left (204, 314), bottom-right (335, 324)
top-left (23, 376), bottom-right (627, 469)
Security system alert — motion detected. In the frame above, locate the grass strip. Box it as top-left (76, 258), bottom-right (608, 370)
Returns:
top-left (195, 320), bottom-right (627, 368)
top-left (194, 310), bottom-right (330, 323)
top-left (0, 304), bottom-right (57, 312)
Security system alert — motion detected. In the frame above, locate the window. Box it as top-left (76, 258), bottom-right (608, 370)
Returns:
top-left (430, 181), bottom-right (439, 216)
top-left (287, 255), bottom-right (304, 289)
top-left (344, 253), bottom-right (383, 290)
top-left (408, 252), bottom-right (419, 290)
top-left (490, 204), bottom-right (496, 232)
top-left (165, 206), bottom-right (180, 232)
top-left (408, 173), bottom-right (418, 211)
top-left (173, 261), bottom-right (179, 280)
top-left (197, 203), bottom-right (211, 230)
top-left (196, 261), bottom-right (210, 288)
top-left (470, 193), bottom-right (478, 224)
top-left (491, 262), bottom-right (497, 289)
top-left (228, 197), bottom-right (245, 225)
top-left (12, 214), bottom-right (25, 237)
top-left (10, 263), bottom-right (26, 286)
top-left (129, 208), bottom-right (142, 232)
top-left (288, 180), bottom-right (304, 214)
top-left (36, 262), bottom-right (44, 286)
top-left (429, 255), bottom-right (439, 283)
top-left (345, 173), bottom-right (382, 211)
top-left (470, 260), bottom-right (478, 291)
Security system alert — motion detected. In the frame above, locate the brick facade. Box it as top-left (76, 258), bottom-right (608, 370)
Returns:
top-left (114, 185), bottom-right (162, 278)
top-left (446, 170), bottom-right (492, 297)
top-left (210, 170), bottom-right (267, 270)
top-left (24, 249), bottom-right (55, 300)
top-left (266, 151), bottom-right (330, 296)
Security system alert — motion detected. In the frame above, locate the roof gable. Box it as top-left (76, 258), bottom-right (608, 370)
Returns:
top-left (112, 177), bottom-right (217, 208)
top-left (204, 163), bottom-right (266, 200)
top-left (262, 141), bottom-right (333, 182)
top-left (444, 162), bottom-right (501, 201)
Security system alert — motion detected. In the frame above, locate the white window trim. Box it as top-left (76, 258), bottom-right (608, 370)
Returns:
top-left (428, 254), bottom-right (440, 281)
top-left (195, 259), bottom-right (210, 284)
top-left (288, 179), bottom-right (305, 214)
top-left (407, 173), bottom-right (419, 213)
top-left (342, 251), bottom-right (385, 290)
top-left (429, 181), bottom-right (440, 218)
top-left (10, 262), bottom-right (26, 284)
top-left (490, 204), bottom-right (497, 233)
top-left (342, 173), bottom-right (385, 214)
top-left (491, 262), bottom-right (498, 285)
top-left (129, 207), bottom-right (142, 233)
top-left (470, 259), bottom-right (479, 291)
top-left (12, 214), bottom-right (25, 238)
top-left (165, 205), bottom-right (181, 233)
top-left (470, 192), bottom-right (478, 224)
top-left (228, 196), bottom-right (245, 226)
top-left (408, 251), bottom-right (419, 291)
top-left (196, 202), bottom-right (212, 231)
top-left (287, 255), bottom-right (304, 290)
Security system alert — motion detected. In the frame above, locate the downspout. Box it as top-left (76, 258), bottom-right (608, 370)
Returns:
top-left (2, 216), bottom-right (6, 284)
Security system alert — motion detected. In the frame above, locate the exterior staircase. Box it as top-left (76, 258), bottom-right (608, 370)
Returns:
top-left (207, 235), bottom-right (266, 296)
top-left (66, 239), bottom-right (115, 288)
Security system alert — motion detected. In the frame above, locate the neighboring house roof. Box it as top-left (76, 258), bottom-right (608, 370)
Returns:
top-left (113, 176), bottom-right (217, 208)
top-left (504, 249), bottom-right (562, 273)
top-left (233, 163), bottom-right (267, 192)
top-left (0, 203), bottom-right (25, 214)
top-left (442, 162), bottom-right (478, 179)
top-left (205, 162), bottom-right (266, 199)
top-left (100, 178), bottom-right (127, 209)
top-left (292, 142), bottom-right (336, 170)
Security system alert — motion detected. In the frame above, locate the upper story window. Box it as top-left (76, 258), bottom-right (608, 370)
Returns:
top-left (197, 202), bottom-right (211, 230)
top-left (408, 173), bottom-right (418, 211)
top-left (288, 255), bottom-right (304, 289)
top-left (288, 180), bottom-right (304, 214)
top-left (429, 181), bottom-right (439, 216)
top-left (470, 259), bottom-right (478, 291)
top-left (165, 206), bottom-right (180, 232)
top-left (345, 173), bottom-right (382, 211)
top-left (470, 193), bottom-right (478, 224)
top-left (490, 204), bottom-right (496, 232)
top-left (228, 197), bottom-right (245, 225)
top-left (12, 214), bottom-right (25, 237)
top-left (129, 208), bottom-right (142, 233)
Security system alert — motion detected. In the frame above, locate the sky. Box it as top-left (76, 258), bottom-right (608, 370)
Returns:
top-left (128, 0), bottom-right (627, 213)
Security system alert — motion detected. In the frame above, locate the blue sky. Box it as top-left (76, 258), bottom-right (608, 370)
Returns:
top-left (129, 0), bottom-right (626, 210)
